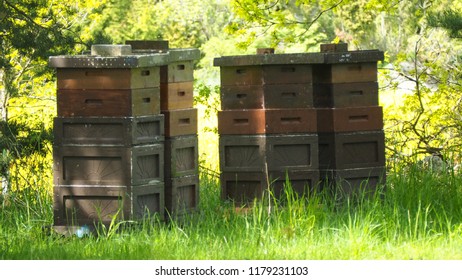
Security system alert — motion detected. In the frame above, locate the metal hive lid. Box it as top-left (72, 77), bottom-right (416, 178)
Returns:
top-left (48, 53), bottom-right (171, 68)
top-left (213, 49), bottom-right (384, 67)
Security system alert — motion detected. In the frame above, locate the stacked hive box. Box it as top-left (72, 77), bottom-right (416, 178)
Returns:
top-left (127, 41), bottom-right (201, 217)
top-left (314, 43), bottom-right (386, 196)
top-left (214, 49), bottom-right (321, 205)
top-left (214, 44), bottom-right (385, 203)
top-left (49, 45), bottom-right (169, 232)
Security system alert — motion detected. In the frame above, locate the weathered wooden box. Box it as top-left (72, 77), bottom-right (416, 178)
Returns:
top-left (220, 170), bottom-right (320, 205)
top-left (219, 134), bottom-right (318, 173)
top-left (160, 61), bottom-right (194, 83)
top-left (164, 175), bottom-right (199, 216)
top-left (218, 109), bottom-right (266, 135)
top-left (163, 108), bottom-right (198, 137)
top-left (219, 64), bottom-right (313, 86)
top-left (56, 67), bottom-right (161, 90)
top-left (165, 135), bottom-right (199, 178)
top-left (270, 170), bottom-right (321, 199)
top-left (53, 144), bottom-right (164, 186)
top-left (219, 135), bottom-right (266, 172)
top-left (316, 106), bottom-right (383, 132)
top-left (57, 88), bottom-right (160, 117)
top-left (313, 82), bottom-right (379, 108)
top-left (220, 83), bottom-right (314, 110)
top-left (53, 183), bottom-right (165, 226)
top-left (313, 62), bottom-right (378, 84)
top-left (160, 81), bottom-right (194, 110)
top-left (218, 108), bottom-right (317, 135)
top-left (53, 115), bottom-right (164, 146)
top-left (320, 166), bottom-right (386, 197)
top-left (318, 131), bottom-right (385, 170)
top-left (265, 108), bottom-right (317, 134)
top-left (266, 134), bottom-right (319, 171)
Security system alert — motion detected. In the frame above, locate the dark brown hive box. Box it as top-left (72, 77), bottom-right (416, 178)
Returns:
top-left (218, 109), bottom-right (266, 135)
top-left (316, 106), bottom-right (383, 132)
top-left (49, 44), bottom-right (169, 90)
top-left (57, 88), bottom-right (160, 117)
top-left (220, 170), bottom-right (320, 205)
top-left (320, 166), bottom-right (386, 197)
top-left (214, 47), bottom-right (383, 78)
top-left (318, 131), bottom-right (385, 170)
top-left (270, 170), bottom-right (321, 198)
top-left (130, 183), bottom-right (165, 219)
top-left (160, 81), bottom-right (194, 110)
top-left (219, 64), bottom-right (313, 86)
top-left (56, 67), bottom-right (161, 90)
top-left (164, 174), bottom-right (199, 216)
top-left (54, 115), bottom-right (164, 146)
top-left (313, 62), bottom-right (378, 84)
top-left (266, 134), bottom-right (319, 171)
top-left (220, 172), bottom-right (264, 206)
top-left (218, 109), bottom-right (317, 135)
top-left (220, 83), bottom-right (314, 110)
top-left (165, 135), bottom-right (199, 178)
top-left (313, 82), bottom-right (379, 108)
top-left (265, 108), bottom-right (317, 134)
top-left (220, 134), bottom-right (318, 173)
top-left (53, 144), bottom-right (164, 186)
top-left (219, 135), bottom-right (266, 172)
top-left (53, 182), bottom-right (165, 226)
top-left (163, 108), bottom-right (198, 137)
top-left (54, 185), bottom-right (129, 227)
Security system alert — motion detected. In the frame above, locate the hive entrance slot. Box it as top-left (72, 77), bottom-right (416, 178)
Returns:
top-left (281, 117), bottom-right (302, 124)
top-left (179, 118), bottom-right (191, 125)
top-left (142, 97), bottom-right (151, 103)
top-left (349, 90), bottom-right (364, 96)
top-left (141, 70), bottom-right (150, 76)
top-left (281, 92), bottom-right (296, 98)
top-left (234, 118), bottom-right (249, 125)
top-left (177, 64), bottom-right (186, 70)
top-left (349, 115), bottom-right (369, 122)
top-left (178, 91), bottom-right (186, 96)
top-left (84, 99), bottom-right (103, 104)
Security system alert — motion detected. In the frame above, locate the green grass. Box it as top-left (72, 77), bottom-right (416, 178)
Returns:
top-left (1, 163), bottom-right (462, 260)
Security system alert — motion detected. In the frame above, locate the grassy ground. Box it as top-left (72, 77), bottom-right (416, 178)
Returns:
top-left (1, 162), bottom-right (462, 260)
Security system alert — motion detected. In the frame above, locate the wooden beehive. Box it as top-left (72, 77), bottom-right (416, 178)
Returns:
top-left (53, 115), bottom-right (164, 146)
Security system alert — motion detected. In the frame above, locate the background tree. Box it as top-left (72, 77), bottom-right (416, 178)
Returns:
top-left (0, 0), bottom-right (105, 192)
top-left (229, 0), bottom-right (462, 163)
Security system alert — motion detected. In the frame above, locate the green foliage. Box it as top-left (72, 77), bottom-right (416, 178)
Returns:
top-left (428, 9), bottom-right (462, 38)
top-left (0, 1), bottom-right (105, 188)
top-left (228, 0), bottom-right (339, 51)
top-left (85, 0), bottom-right (231, 48)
